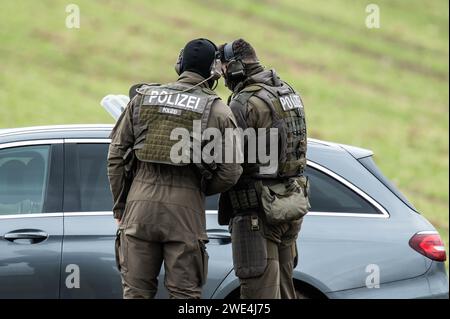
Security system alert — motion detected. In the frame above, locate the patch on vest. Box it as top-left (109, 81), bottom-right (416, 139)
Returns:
top-left (158, 106), bottom-right (182, 116)
top-left (142, 88), bottom-right (207, 114)
top-left (279, 93), bottom-right (303, 111)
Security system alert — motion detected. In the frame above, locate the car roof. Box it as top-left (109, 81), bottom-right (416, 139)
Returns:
top-left (0, 124), bottom-right (113, 143)
top-left (0, 124), bottom-right (373, 159)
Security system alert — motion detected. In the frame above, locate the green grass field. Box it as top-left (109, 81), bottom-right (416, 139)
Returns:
top-left (1, 1), bottom-right (448, 267)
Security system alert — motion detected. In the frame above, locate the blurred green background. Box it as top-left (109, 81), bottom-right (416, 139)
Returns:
top-left (0, 0), bottom-right (448, 265)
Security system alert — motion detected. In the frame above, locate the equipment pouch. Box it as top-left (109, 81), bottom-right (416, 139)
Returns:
top-left (231, 215), bottom-right (267, 278)
top-left (197, 240), bottom-right (209, 287)
top-left (114, 229), bottom-right (121, 271)
top-left (123, 148), bottom-right (136, 179)
top-left (256, 177), bottom-right (310, 225)
top-left (114, 227), bottom-right (128, 273)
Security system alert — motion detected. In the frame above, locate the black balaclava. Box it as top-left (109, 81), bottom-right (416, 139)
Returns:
top-left (181, 38), bottom-right (217, 80)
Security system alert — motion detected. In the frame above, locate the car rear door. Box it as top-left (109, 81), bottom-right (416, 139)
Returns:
top-left (60, 140), bottom-right (122, 298)
top-left (0, 140), bottom-right (63, 298)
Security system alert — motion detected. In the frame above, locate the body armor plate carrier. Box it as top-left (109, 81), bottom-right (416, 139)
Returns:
top-left (132, 83), bottom-right (219, 166)
top-left (231, 81), bottom-right (307, 179)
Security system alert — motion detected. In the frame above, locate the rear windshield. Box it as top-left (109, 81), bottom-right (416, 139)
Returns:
top-left (358, 156), bottom-right (418, 212)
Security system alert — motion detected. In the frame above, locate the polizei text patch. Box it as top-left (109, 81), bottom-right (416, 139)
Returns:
top-left (142, 88), bottom-right (208, 114)
top-left (279, 93), bottom-right (303, 111)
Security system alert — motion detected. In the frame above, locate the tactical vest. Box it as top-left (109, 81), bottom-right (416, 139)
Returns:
top-left (132, 83), bottom-right (219, 165)
top-left (231, 81), bottom-right (307, 178)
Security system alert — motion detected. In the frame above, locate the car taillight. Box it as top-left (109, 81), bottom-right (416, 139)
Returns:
top-left (409, 231), bottom-right (447, 262)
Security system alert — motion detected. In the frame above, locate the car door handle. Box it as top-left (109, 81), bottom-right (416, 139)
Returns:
top-left (4, 229), bottom-right (48, 244)
top-left (207, 229), bottom-right (231, 244)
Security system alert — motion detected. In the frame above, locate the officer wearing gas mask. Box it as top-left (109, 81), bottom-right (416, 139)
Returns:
top-left (107, 38), bottom-right (242, 299)
top-left (218, 39), bottom-right (310, 299)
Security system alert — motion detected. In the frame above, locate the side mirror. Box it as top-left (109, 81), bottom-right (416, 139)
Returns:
top-left (100, 94), bottom-right (130, 121)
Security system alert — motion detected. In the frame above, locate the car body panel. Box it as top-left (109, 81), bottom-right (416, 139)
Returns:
top-left (0, 215), bottom-right (63, 298)
top-left (60, 214), bottom-right (122, 298)
top-left (0, 140), bottom-right (64, 298)
top-left (205, 211), bottom-right (434, 296)
top-left (327, 261), bottom-right (449, 299)
top-left (0, 125), bottom-right (448, 299)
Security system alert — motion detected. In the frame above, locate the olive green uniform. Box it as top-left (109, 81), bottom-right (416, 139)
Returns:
top-left (108, 71), bottom-right (242, 299)
top-left (219, 68), bottom-right (308, 299)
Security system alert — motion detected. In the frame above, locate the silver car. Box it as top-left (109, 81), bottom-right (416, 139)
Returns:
top-left (0, 124), bottom-right (447, 299)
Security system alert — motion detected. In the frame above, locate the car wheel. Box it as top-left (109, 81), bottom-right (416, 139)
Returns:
top-left (296, 288), bottom-right (312, 299)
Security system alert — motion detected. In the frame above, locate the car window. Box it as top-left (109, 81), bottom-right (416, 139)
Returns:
top-left (63, 144), bottom-right (379, 215)
top-left (0, 145), bottom-right (50, 215)
top-left (359, 156), bottom-right (417, 212)
top-left (204, 167), bottom-right (380, 214)
top-left (206, 194), bottom-right (219, 210)
top-left (305, 166), bottom-right (381, 214)
top-left (66, 144), bottom-right (224, 212)
top-left (76, 144), bottom-right (113, 212)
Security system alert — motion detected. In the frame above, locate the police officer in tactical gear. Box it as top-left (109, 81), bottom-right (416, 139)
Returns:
top-left (108, 38), bottom-right (242, 299)
top-left (218, 39), bottom-right (310, 299)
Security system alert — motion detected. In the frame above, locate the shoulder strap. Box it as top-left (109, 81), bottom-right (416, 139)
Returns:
top-left (232, 84), bottom-right (262, 109)
top-left (249, 83), bottom-right (281, 121)
top-left (132, 94), bottom-right (147, 150)
top-left (201, 87), bottom-right (219, 96)
top-left (229, 90), bottom-right (257, 130)
top-left (240, 84), bottom-right (263, 94)
top-left (131, 83), bottom-right (161, 150)
top-left (200, 94), bottom-right (220, 132)
top-left (137, 83), bottom-right (161, 93)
